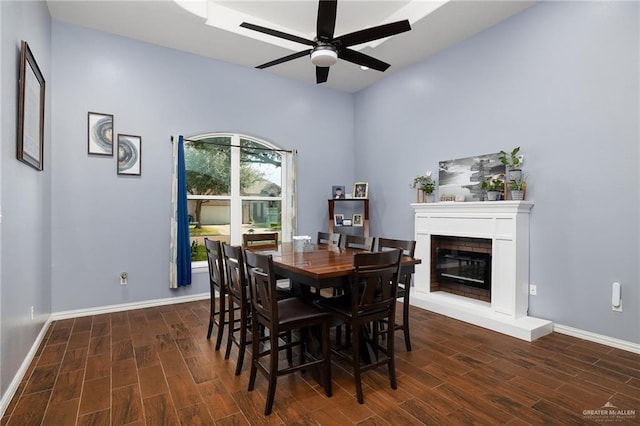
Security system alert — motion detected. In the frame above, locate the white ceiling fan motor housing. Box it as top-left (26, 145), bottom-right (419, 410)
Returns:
top-left (310, 46), bottom-right (338, 67)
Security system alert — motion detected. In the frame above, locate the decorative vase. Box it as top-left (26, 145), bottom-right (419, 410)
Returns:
top-left (416, 189), bottom-right (435, 203)
top-left (508, 169), bottom-right (522, 181)
top-left (511, 190), bottom-right (524, 200)
top-left (486, 191), bottom-right (500, 201)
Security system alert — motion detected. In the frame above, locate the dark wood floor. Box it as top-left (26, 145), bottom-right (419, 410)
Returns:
top-left (2, 299), bottom-right (639, 425)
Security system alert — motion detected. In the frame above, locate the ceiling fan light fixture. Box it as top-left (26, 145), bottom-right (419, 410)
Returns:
top-left (310, 46), bottom-right (338, 67)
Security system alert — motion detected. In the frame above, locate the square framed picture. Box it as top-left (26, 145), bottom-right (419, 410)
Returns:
top-left (332, 185), bottom-right (345, 199)
top-left (117, 134), bottom-right (141, 176)
top-left (353, 182), bottom-right (368, 199)
top-left (352, 214), bottom-right (363, 227)
top-left (334, 214), bottom-right (344, 226)
top-left (88, 112), bottom-right (113, 156)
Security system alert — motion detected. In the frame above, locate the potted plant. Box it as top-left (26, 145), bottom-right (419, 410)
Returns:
top-left (481, 175), bottom-right (504, 201)
top-left (498, 146), bottom-right (524, 181)
top-left (412, 171), bottom-right (436, 202)
top-left (508, 178), bottom-right (526, 200)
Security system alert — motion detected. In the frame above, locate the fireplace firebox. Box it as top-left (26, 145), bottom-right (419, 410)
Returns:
top-left (436, 248), bottom-right (491, 290)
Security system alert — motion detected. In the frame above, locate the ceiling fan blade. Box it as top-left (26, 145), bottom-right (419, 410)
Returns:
top-left (256, 49), bottom-right (312, 69)
top-left (316, 0), bottom-right (337, 41)
top-left (240, 22), bottom-right (315, 46)
top-left (316, 66), bottom-right (330, 84)
top-left (339, 48), bottom-right (390, 72)
top-left (334, 20), bottom-right (411, 47)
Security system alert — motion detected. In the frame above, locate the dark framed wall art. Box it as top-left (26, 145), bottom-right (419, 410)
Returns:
top-left (88, 112), bottom-right (114, 156)
top-left (117, 134), bottom-right (142, 176)
top-left (17, 40), bottom-right (46, 171)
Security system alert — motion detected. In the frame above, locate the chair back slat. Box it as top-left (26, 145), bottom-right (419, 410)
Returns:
top-left (205, 238), bottom-right (225, 293)
top-left (243, 232), bottom-right (279, 249)
top-left (344, 235), bottom-right (375, 251)
top-left (318, 232), bottom-right (342, 248)
top-left (351, 249), bottom-right (402, 320)
top-left (222, 244), bottom-right (247, 303)
top-left (377, 238), bottom-right (416, 285)
top-left (244, 250), bottom-right (279, 324)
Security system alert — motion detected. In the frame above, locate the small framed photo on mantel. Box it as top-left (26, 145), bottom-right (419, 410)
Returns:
top-left (334, 214), bottom-right (344, 226)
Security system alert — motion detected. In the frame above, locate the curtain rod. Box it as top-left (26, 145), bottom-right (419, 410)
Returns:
top-left (171, 136), bottom-right (295, 154)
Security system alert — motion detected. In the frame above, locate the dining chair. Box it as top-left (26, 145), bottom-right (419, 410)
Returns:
top-left (222, 243), bottom-right (253, 376)
top-left (243, 232), bottom-right (279, 249)
top-left (204, 238), bottom-right (231, 350)
top-left (317, 248), bottom-right (402, 404)
top-left (377, 237), bottom-right (417, 351)
top-left (344, 235), bottom-right (375, 251)
top-left (317, 231), bottom-right (342, 248)
top-left (244, 250), bottom-right (332, 415)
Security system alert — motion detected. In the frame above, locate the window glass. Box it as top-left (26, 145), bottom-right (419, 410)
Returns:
top-left (185, 137), bottom-right (231, 196)
top-left (242, 200), bottom-right (282, 240)
top-left (188, 200), bottom-right (230, 262)
top-left (240, 138), bottom-right (282, 196)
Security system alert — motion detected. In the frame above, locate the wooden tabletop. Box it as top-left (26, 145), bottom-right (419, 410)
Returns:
top-left (249, 242), bottom-right (421, 289)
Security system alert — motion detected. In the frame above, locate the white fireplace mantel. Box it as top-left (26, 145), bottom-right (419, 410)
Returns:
top-left (411, 201), bottom-right (552, 341)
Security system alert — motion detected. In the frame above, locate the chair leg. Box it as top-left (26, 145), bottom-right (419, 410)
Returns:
top-left (248, 319), bottom-right (259, 392)
top-left (207, 316), bottom-right (214, 340)
top-left (321, 322), bottom-right (332, 397)
top-left (215, 292), bottom-right (226, 350)
top-left (402, 296), bottom-right (412, 351)
top-left (352, 324), bottom-right (364, 404)
top-left (235, 308), bottom-right (248, 376)
top-left (224, 296), bottom-right (235, 360)
top-left (387, 319), bottom-right (398, 390)
top-left (264, 332), bottom-right (280, 415)
top-left (206, 296), bottom-right (215, 339)
top-left (286, 331), bottom-right (293, 365)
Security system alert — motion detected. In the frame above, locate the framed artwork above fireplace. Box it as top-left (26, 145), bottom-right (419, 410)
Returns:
top-left (438, 152), bottom-right (505, 201)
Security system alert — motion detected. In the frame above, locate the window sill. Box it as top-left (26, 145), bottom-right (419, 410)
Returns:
top-left (192, 261), bottom-right (208, 274)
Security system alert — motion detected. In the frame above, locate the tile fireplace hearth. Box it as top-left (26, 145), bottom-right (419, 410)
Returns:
top-left (411, 201), bottom-right (552, 341)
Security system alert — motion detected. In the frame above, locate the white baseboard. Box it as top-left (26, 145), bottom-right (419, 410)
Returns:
top-left (0, 317), bottom-right (52, 417)
top-left (1, 292), bottom-right (210, 417)
top-left (553, 323), bottom-right (640, 354)
top-left (51, 292), bottom-right (210, 320)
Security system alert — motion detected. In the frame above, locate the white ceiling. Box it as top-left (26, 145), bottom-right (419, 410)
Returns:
top-left (46, 0), bottom-right (536, 93)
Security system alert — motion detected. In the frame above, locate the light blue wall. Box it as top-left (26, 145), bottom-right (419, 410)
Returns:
top-left (1, 0), bottom-right (639, 410)
top-left (354, 1), bottom-right (639, 342)
top-left (0, 0), bottom-right (52, 399)
top-left (50, 22), bottom-right (354, 312)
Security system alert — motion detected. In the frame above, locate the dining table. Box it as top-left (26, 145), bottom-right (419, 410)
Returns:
top-left (247, 241), bottom-right (421, 294)
top-left (246, 241), bottom-right (422, 383)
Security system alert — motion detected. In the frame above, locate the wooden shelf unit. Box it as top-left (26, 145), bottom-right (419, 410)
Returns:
top-left (328, 198), bottom-right (369, 238)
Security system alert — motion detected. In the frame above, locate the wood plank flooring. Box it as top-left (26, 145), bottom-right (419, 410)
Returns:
top-left (2, 299), bottom-right (639, 425)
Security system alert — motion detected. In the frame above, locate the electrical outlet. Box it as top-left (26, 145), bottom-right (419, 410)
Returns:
top-left (120, 272), bottom-right (128, 286)
top-left (30, 306), bottom-right (34, 321)
top-left (529, 284), bottom-right (537, 296)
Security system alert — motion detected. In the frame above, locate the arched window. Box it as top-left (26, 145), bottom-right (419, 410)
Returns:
top-left (184, 133), bottom-right (295, 265)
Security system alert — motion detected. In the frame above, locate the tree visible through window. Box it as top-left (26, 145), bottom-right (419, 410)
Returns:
top-left (184, 134), bottom-right (288, 264)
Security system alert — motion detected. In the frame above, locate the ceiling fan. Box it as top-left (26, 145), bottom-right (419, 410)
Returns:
top-left (240, 0), bottom-right (411, 84)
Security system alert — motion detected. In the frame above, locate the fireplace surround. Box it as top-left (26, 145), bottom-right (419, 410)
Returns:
top-left (411, 201), bottom-right (552, 341)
